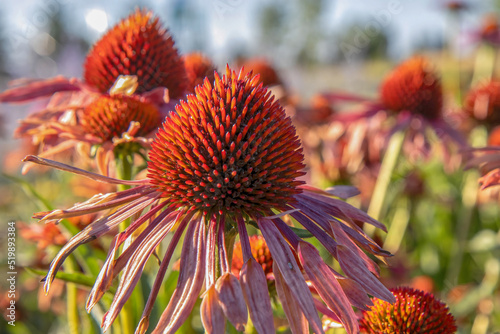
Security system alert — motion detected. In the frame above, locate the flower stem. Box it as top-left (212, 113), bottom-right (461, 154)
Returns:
top-left (365, 131), bottom-right (405, 236)
top-left (65, 256), bottom-right (80, 334)
top-left (115, 150), bottom-right (136, 334)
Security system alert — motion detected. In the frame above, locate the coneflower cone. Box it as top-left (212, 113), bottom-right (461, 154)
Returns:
top-left (147, 66), bottom-right (305, 215)
top-left (81, 94), bottom-right (160, 141)
top-left (464, 80), bottom-right (500, 125)
top-left (380, 56), bottom-right (443, 120)
top-left (359, 286), bottom-right (457, 334)
top-left (232, 235), bottom-right (273, 278)
top-left (83, 9), bottom-right (187, 97)
top-left (183, 52), bottom-right (217, 93)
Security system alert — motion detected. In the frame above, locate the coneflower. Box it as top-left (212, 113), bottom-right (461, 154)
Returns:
top-left (84, 9), bottom-right (187, 98)
top-left (182, 52), bottom-right (217, 93)
top-left (380, 56), bottom-right (443, 120)
top-left (24, 66), bottom-right (394, 334)
top-left (359, 286), bottom-right (457, 334)
top-left (0, 9), bottom-right (181, 171)
top-left (464, 80), bottom-right (500, 126)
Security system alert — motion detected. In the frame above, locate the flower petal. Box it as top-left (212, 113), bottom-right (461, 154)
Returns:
top-left (152, 216), bottom-right (206, 334)
top-left (201, 285), bottom-right (226, 334)
top-left (0, 76), bottom-right (81, 102)
top-left (273, 261), bottom-right (309, 334)
top-left (257, 218), bottom-right (324, 334)
top-left (215, 273), bottom-right (248, 332)
top-left (239, 258), bottom-right (275, 334)
top-left (337, 245), bottom-right (395, 303)
top-left (298, 241), bottom-right (359, 334)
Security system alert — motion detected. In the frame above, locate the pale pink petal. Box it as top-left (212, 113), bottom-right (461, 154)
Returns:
top-left (257, 218), bottom-right (324, 334)
top-left (101, 212), bottom-right (179, 331)
top-left (239, 258), bottom-right (275, 334)
top-left (23, 155), bottom-right (149, 186)
top-left (136, 213), bottom-right (192, 334)
top-left (152, 216), bottom-right (206, 334)
top-left (215, 273), bottom-right (248, 332)
top-left (298, 241), bottom-right (359, 334)
top-left (42, 195), bottom-right (157, 293)
top-left (337, 245), bottom-right (395, 303)
top-left (201, 285), bottom-right (226, 334)
top-left (273, 261), bottom-right (309, 334)
top-left (0, 76), bottom-right (81, 103)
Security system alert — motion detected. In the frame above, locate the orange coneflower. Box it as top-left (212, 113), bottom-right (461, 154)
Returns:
top-left (320, 56), bottom-right (466, 173)
top-left (359, 286), bottom-right (457, 334)
top-left (182, 52), bottom-right (217, 93)
top-left (24, 67), bottom-right (394, 334)
top-left (0, 9), bottom-right (182, 172)
top-left (464, 79), bottom-right (500, 126)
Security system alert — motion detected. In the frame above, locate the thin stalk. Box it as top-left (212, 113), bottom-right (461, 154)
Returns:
top-left (365, 131), bottom-right (405, 236)
top-left (115, 150), bottom-right (136, 334)
top-left (445, 170), bottom-right (478, 286)
top-left (383, 197), bottom-right (410, 254)
top-left (65, 256), bottom-right (80, 334)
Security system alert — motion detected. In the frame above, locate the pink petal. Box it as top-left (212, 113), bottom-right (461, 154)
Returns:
top-left (336, 277), bottom-right (373, 311)
top-left (136, 213), bottom-right (193, 334)
top-left (0, 76), bottom-right (81, 103)
top-left (337, 245), bottom-right (395, 303)
top-left (298, 241), bottom-right (359, 334)
top-left (101, 213), bottom-right (178, 331)
top-left (273, 261), bottom-right (309, 334)
top-left (215, 273), bottom-right (248, 332)
top-left (23, 155), bottom-right (149, 186)
top-left (152, 217), bottom-right (206, 334)
top-left (201, 285), bottom-right (226, 334)
top-left (239, 258), bottom-right (275, 334)
top-left (257, 218), bottom-right (324, 334)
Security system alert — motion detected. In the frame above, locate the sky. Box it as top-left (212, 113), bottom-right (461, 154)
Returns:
top-left (0, 0), bottom-right (497, 78)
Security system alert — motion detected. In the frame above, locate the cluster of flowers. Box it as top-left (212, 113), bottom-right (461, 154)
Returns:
top-left (5, 7), bottom-right (488, 334)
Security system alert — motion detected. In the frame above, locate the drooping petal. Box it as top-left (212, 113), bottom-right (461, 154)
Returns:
top-left (215, 273), bottom-right (248, 332)
top-left (336, 277), bottom-right (373, 311)
top-left (257, 218), bottom-right (324, 334)
top-left (201, 285), bottom-right (226, 334)
top-left (101, 211), bottom-right (179, 331)
top-left (136, 212), bottom-right (192, 334)
top-left (298, 241), bottom-right (359, 334)
top-left (23, 155), bottom-right (150, 186)
top-left (273, 261), bottom-right (309, 334)
top-left (152, 215), bottom-right (206, 334)
top-left (239, 258), bottom-right (275, 334)
top-left (0, 76), bottom-right (81, 102)
top-left (336, 245), bottom-right (395, 303)
top-left (43, 195), bottom-right (157, 293)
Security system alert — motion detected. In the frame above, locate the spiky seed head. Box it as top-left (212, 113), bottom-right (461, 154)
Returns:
top-left (83, 9), bottom-right (187, 97)
top-left (359, 286), bottom-right (457, 334)
top-left (183, 52), bottom-right (217, 93)
top-left (380, 56), bottom-right (443, 120)
top-left (147, 66), bottom-right (305, 215)
top-left (81, 94), bottom-right (160, 141)
top-left (464, 80), bottom-right (500, 125)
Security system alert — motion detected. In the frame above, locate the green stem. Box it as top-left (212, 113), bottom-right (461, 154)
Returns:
top-left (445, 170), bottom-right (478, 286)
top-left (365, 131), bottom-right (405, 236)
top-left (115, 150), bottom-right (136, 334)
top-left (382, 197), bottom-right (410, 254)
top-left (65, 256), bottom-right (80, 334)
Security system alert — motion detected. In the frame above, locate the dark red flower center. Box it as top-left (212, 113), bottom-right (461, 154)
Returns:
top-left (83, 9), bottom-right (187, 97)
top-left (147, 67), bottom-right (305, 215)
top-left (380, 57), bottom-right (443, 120)
top-left (81, 95), bottom-right (160, 142)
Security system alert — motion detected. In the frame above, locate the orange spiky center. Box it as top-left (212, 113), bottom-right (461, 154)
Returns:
top-left (239, 59), bottom-right (282, 87)
top-left (183, 52), bottom-right (217, 93)
top-left (359, 287), bottom-right (457, 334)
top-left (83, 9), bottom-right (187, 97)
top-left (147, 67), bottom-right (305, 215)
top-left (232, 235), bottom-right (273, 277)
top-left (81, 95), bottom-right (160, 141)
top-left (464, 80), bottom-right (500, 125)
top-left (380, 57), bottom-right (443, 120)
